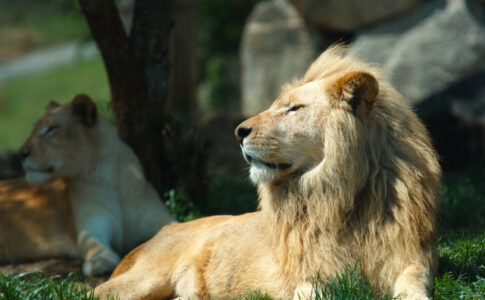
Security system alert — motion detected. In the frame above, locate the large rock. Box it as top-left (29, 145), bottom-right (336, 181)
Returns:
top-left (291, 0), bottom-right (421, 32)
top-left (416, 70), bottom-right (485, 170)
top-left (241, 0), bottom-right (317, 116)
top-left (351, 0), bottom-right (485, 104)
top-left (350, 0), bottom-right (444, 66)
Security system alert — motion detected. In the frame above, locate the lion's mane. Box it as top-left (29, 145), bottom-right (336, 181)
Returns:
top-left (258, 46), bottom-right (441, 294)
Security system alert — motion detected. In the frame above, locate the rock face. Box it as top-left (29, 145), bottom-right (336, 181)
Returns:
top-left (352, 0), bottom-right (485, 104)
top-left (241, 0), bottom-right (317, 116)
top-left (290, 0), bottom-right (421, 32)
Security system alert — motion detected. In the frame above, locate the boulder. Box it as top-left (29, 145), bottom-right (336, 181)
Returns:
top-left (241, 0), bottom-right (318, 116)
top-left (351, 0), bottom-right (485, 104)
top-left (290, 0), bottom-right (421, 32)
top-left (416, 70), bottom-right (485, 170)
top-left (350, 0), bottom-right (444, 66)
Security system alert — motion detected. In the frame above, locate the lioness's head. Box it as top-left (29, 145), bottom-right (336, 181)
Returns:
top-left (236, 46), bottom-right (379, 185)
top-left (19, 94), bottom-right (98, 184)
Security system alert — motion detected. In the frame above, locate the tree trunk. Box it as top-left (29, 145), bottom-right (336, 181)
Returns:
top-left (79, 0), bottom-right (173, 197)
top-left (167, 0), bottom-right (197, 113)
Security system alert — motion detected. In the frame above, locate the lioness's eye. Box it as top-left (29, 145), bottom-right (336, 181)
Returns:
top-left (45, 125), bottom-right (59, 136)
top-left (286, 105), bottom-right (304, 115)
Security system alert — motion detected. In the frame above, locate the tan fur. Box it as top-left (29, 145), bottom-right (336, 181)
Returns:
top-left (95, 46), bottom-right (441, 299)
top-left (0, 95), bottom-right (176, 276)
top-left (0, 178), bottom-right (78, 262)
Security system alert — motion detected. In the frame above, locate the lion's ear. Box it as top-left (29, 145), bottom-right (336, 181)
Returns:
top-left (331, 71), bottom-right (378, 118)
top-left (46, 101), bottom-right (60, 112)
top-left (71, 94), bottom-right (97, 127)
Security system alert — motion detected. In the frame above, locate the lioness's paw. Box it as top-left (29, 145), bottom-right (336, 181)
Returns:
top-left (83, 249), bottom-right (120, 277)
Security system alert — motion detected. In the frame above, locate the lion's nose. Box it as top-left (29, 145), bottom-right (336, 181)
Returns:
top-left (19, 145), bottom-right (31, 161)
top-left (235, 126), bottom-right (253, 143)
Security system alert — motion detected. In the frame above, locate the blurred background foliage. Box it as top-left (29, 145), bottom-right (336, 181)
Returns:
top-left (196, 0), bottom-right (263, 111)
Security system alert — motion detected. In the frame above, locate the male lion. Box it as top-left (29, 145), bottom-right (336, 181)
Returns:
top-left (95, 46), bottom-right (441, 299)
top-left (0, 95), bottom-right (176, 276)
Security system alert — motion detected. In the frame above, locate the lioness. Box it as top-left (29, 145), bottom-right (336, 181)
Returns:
top-left (95, 46), bottom-right (440, 299)
top-left (0, 95), bottom-right (176, 276)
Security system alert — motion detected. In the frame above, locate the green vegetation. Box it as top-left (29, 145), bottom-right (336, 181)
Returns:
top-left (434, 163), bottom-right (485, 300)
top-left (164, 188), bottom-right (202, 222)
top-left (0, 272), bottom-right (97, 300)
top-left (0, 1), bottom-right (89, 47)
top-left (439, 162), bottom-right (485, 231)
top-left (197, 0), bottom-right (264, 111)
top-left (0, 57), bottom-right (110, 149)
top-left (309, 267), bottom-right (393, 300)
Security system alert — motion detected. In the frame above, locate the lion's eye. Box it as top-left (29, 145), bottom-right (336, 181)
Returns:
top-left (286, 105), bottom-right (304, 115)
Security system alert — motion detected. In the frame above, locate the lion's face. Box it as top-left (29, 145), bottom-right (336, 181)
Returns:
top-left (19, 95), bottom-right (98, 184)
top-left (236, 71), bottom-right (378, 184)
top-left (236, 81), bottom-right (329, 183)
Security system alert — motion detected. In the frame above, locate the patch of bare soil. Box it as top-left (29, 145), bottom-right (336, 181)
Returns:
top-left (0, 258), bottom-right (109, 286)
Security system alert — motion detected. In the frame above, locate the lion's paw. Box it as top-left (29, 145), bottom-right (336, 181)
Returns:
top-left (83, 248), bottom-right (121, 277)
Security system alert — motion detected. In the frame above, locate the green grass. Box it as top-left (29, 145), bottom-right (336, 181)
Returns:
top-left (435, 273), bottom-right (485, 300)
top-left (439, 163), bottom-right (485, 231)
top-left (310, 267), bottom-right (393, 300)
top-left (0, 272), bottom-right (97, 300)
top-left (435, 233), bottom-right (485, 300)
top-left (433, 163), bottom-right (485, 300)
top-left (0, 57), bottom-right (110, 149)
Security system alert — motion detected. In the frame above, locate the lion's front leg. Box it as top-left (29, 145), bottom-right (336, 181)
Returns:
top-left (74, 211), bottom-right (123, 276)
top-left (78, 230), bottom-right (121, 277)
top-left (95, 271), bottom-right (173, 300)
top-left (393, 264), bottom-right (433, 300)
top-left (69, 189), bottom-right (123, 277)
top-left (292, 282), bottom-right (320, 300)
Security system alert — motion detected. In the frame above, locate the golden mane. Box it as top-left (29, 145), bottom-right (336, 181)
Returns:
top-left (261, 45), bottom-right (441, 293)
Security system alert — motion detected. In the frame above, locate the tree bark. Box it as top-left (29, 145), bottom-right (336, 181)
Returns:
top-left (79, 0), bottom-right (173, 197)
top-left (167, 0), bottom-right (197, 113)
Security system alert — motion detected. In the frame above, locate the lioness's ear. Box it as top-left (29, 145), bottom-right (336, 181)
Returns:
top-left (71, 94), bottom-right (97, 127)
top-left (331, 71), bottom-right (378, 118)
top-left (46, 101), bottom-right (60, 112)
